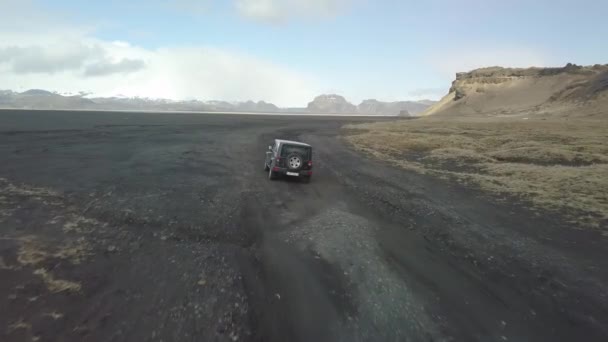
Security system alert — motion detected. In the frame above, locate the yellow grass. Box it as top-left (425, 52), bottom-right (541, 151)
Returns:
top-left (12, 236), bottom-right (87, 293)
top-left (33, 268), bottom-right (81, 293)
top-left (8, 319), bottom-right (32, 332)
top-left (17, 236), bottom-right (91, 266)
top-left (43, 311), bottom-right (64, 320)
top-left (0, 179), bottom-right (90, 295)
top-left (344, 117), bottom-right (608, 229)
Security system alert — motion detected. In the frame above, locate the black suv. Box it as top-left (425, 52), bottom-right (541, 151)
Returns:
top-left (265, 139), bottom-right (313, 182)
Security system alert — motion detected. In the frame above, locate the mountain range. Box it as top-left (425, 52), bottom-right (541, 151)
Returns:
top-left (0, 90), bottom-right (435, 116)
top-left (307, 95), bottom-right (431, 115)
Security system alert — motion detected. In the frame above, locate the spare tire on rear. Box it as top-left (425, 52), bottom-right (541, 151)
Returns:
top-left (287, 153), bottom-right (303, 171)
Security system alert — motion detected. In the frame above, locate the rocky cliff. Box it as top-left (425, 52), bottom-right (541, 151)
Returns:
top-left (423, 63), bottom-right (608, 118)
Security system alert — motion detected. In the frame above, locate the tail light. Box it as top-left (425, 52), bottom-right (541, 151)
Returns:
top-left (308, 161), bottom-right (313, 168)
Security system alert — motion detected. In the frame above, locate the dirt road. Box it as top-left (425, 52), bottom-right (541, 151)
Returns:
top-left (1, 110), bottom-right (607, 341)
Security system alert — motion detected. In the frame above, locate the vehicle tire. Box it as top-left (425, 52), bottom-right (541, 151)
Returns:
top-left (286, 153), bottom-right (303, 171)
top-left (268, 168), bottom-right (276, 180)
top-left (264, 161), bottom-right (269, 171)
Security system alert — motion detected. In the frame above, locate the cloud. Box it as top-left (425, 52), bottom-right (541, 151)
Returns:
top-left (96, 46), bottom-right (319, 106)
top-left (84, 58), bottom-right (146, 77)
top-left (0, 1), bottom-right (324, 106)
top-left (235, 0), bottom-right (352, 23)
top-left (0, 43), bottom-right (103, 74)
top-left (236, 0), bottom-right (281, 22)
top-left (0, 35), bottom-right (321, 106)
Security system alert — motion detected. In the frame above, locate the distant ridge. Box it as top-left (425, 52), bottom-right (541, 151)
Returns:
top-left (0, 89), bottom-right (436, 115)
top-left (307, 94), bottom-right (435, 115)
top-left (21, 89), bottom-right (54, 96)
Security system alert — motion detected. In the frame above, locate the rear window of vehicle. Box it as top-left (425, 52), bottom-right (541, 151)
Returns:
top-left (280, 144), bottom-right (311, 159)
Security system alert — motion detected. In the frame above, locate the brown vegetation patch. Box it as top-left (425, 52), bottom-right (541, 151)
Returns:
top-left (344, 117), bottom-right (608, 229)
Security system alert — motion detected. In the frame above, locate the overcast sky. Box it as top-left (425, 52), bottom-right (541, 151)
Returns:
top-left (1, 0), bottom-right (607, 106)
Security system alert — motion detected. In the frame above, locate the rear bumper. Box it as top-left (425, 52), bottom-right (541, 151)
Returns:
top-left (272, 167), bottom-right (312, 177)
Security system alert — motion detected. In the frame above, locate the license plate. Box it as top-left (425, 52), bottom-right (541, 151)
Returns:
top-left (286, 172), bottom-right (299, 176)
